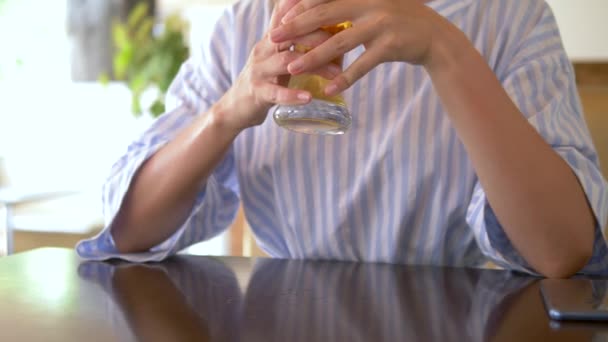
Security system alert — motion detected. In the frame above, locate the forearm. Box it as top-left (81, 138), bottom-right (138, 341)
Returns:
top-left (424, 20), bottom-right (595, 277)
top-left (111, 102), bottom-right (240, 254)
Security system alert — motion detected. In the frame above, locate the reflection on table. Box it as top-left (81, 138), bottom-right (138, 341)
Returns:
top-left (79, 256), bottom-right (608, 341)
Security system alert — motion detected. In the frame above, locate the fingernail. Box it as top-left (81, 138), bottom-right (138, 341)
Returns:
top-left (325, 84), bottom-right (339, 96)
top-left (288, 60), bottom-right (304, 73)
top-left (297, 92), bottom-right (311, 101)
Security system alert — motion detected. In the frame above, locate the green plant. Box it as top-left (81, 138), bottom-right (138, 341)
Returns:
top-left (104, 3), bottom-right (189, 118)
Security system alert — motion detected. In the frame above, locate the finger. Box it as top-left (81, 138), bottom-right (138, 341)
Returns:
top-left (258, 51), bottom-right (304, 78)
top-left (252, 34), bottom-right (278, 60)
top-left (312, 64), bottom-right (343, 79)
top-left (281, 0), bottom-right (331, 24)
top-left (293, 29), bottom-right (332, 50)
top-left (287, 23), bottom-right (374, 74)
top-left (259, 83), bottom-right (312, 105)
top-left (276, 64), bottom-right (341, 87)
top-left (270, 0), bottom-right (301, 29)
top-left (276, 40), bottom-right (295, 53)
top-left (325, 48), bottom-right (382, 96)
top-left (259, 49), bottom-right (342, 80)
top-left (270, 1), bottom-right (351, 42)
top-left (275, 29), bottom-right (331, 54)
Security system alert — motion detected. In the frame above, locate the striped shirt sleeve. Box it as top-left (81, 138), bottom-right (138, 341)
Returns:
top-left (466, 2), bottom-right (608, 275)
top-left (76, 9), bottom-right (239, 262)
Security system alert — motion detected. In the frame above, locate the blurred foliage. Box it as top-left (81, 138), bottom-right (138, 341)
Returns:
top-left (103, 2), bottom-right (189, 118)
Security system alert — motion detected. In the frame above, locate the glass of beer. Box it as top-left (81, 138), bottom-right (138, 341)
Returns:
top-left (273, 22), bottom-right (352, 135)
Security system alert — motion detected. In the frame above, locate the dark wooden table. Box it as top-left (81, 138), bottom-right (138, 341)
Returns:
top-left (1, 248), bottom-right (608, 341)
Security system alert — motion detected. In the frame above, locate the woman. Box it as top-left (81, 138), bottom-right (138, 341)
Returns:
top-left (78, 0), bottom-right (608, 277)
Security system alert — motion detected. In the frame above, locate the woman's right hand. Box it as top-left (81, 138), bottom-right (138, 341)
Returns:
top-left (214, 0), bottom-right (340, 132)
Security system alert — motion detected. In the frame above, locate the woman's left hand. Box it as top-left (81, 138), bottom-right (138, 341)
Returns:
top-left (269, 0), bottom-right (448, 96)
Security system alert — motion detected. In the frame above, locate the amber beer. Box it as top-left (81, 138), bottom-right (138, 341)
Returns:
top-left (273, 22), bottom-right (353, 135)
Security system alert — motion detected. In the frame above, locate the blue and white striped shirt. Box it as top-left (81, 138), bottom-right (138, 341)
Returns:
top-left (77, 0), bottom-right (608, 274)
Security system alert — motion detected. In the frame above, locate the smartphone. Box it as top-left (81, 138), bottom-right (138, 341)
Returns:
top-left (541, 278), bottom-right (608, 321)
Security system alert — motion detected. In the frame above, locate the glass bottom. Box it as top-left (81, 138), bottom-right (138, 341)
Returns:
top-left (273, 99), bottom-right (351, 135)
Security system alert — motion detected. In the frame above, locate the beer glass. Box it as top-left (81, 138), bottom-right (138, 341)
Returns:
top-left (273, 22), bottom-right (352, 135)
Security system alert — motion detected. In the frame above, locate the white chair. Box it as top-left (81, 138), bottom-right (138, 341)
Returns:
top-left (0, 155), bottom-right (103, 255)
top-left (0, 188), bottom-right (80, 255)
